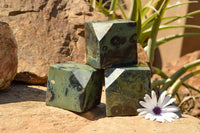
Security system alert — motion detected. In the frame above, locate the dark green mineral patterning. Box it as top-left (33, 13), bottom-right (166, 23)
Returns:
top-left (85, 20), bottom-right (137, 69)
top-left (46, 61), bottom-right (104, 113)
top-left (105, 66), bottom-right (151, 116)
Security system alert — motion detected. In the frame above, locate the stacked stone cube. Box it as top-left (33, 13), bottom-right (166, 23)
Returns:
top-left (46, 20), bottom-right (151, 116)
top-left (85, 20), bottom-right (137, 69)
top-left (85, 20), bottom-right (151, 116)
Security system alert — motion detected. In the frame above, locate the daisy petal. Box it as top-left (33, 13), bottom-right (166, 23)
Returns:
top-left (151, 91), bottom-right (157, 106)
top-left (144, 94), bottom-right (154, 108)
top-left (158, 91), bottom-right (167, 107)
top-left (145, 113), bottom-right (152, 120)
top-left (163, 112), bottom-right (179, 119)
top-left (149, 115), bottom-right (156, 121)
top-left (163, 115), bottom-right (174, 122)
top-left (163, 98), bottom-right (176, 108)
top-left (144, 94), bottom-right (152, 103)
top-left (139, 101), bottom-right (152, 108)
top-left (156, 115), bottom-right (165, 123)
top-left (137, 108), bottom-right (150, 112)
top-left (161, 94), bottom-right (171, 107)
top-left (162, 106), bottom-right (179, 112)
top-left (138, 111), bottom-right (148, 116)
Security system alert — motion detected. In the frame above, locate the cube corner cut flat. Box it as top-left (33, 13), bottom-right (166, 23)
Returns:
top-left (46, 61), bottom-right (104, 113)
top-left (105, 66), bottom-right (151, 116)
top-left (85, 20), bottom-right (137, 69)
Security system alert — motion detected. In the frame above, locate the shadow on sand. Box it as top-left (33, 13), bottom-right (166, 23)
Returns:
top-left (0, 82), bottom-right (107, 121)
top-left (0, 82), bottom-right (46, 104)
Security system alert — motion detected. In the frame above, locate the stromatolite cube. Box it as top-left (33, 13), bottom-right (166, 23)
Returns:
top-left (105, 66), bottom-right (151, 116)
top-left (46, 61), bottom-right (104, 112)
top-left (85, 20), bottom-right (137, 69)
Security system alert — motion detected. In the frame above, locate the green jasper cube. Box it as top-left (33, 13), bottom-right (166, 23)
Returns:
top-left (105, 66), bottom-right (151, 116)
top-left (46, 61), bottom-right (104, 113)
top-left (85, 20), bottom-right (137, 69)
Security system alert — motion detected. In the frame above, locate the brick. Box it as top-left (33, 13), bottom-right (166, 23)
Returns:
top-left (46, 61), bottom-right (104, 112)
top-left (85, 20), bottom-right (137, 69)
top-left (105, 66), bottom-right (151, 116)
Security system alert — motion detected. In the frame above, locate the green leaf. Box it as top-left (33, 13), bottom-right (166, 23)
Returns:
top-left (162, 15), bottom-right (192, 21)
top-left (117, 2), bottom-right (127, 20)
top-left (161, 59), bottom-right (200, 93)
top-left (137, 11), bottom-right (142, 39)
top-left (151, 0), bottom-right (163, 6)
top-left (158, 24), bottom-right (200, 30)
top-left (156, 33), bottom-right (200, 47)
top-left (137, 0), bottom-right (142, 12)
top-left (139, 25), bottom-right (153, 45)
top-left (153, 67), bottom-right (168, 79)
top-left (129, 0), bottom-right (137, 21)
top-left (151, 67), bottom-right (200, 94)
top-left (166, 1), bottom-right (198, 10)
top-left (141, 0), bottom-right (163, 20)
top-left (143, 0), bottom-right (154, 8)
top-left (99, 0), bottom-right (103, 5)
top-left (143, 0), bottom-right (161, 9)
top-left (94, 1), bottom-right (114, 18)
top-left (142, 25), bottom-right (200, 41)
top-left (109, 0), bottom-right (118, 12)
top-left (151, 79), bottom-right (166, 89)
top-left (167, 69), bottom-right (200, 95)
top-left (182, 83), bottom-right (200, 93)
top-left (141, 6), bottom-right (151, 20)
top-left (147, 0), bottom-right (170, 64)
top-left (102, 0), bottom-right (111, 7)
top-left (141, 0), bottom-right (156, 19)
top-left (175, 93), bottom-right (181, 103)
top-left (164, 10), bottom-right (200, 25)
top-left (148, 5), bottom-right (159, 14)
top-left (142, 12), bottom-right (157, 29)
top-left (109, 0), bottom-right (118, 19)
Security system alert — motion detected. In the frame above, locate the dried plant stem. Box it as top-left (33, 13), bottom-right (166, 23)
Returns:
top-left (178, 95), bottom-right (200, 108)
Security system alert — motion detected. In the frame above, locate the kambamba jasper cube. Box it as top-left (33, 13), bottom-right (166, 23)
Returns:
top-left (85, 20), bottom-right (137, 69)
top-left (105, 66), bottom-right (151, 116)
top-left (46, 61), bottom-right (104, 112)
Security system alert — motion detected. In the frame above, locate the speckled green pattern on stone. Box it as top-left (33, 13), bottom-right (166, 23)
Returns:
top-left (105, 66), bottom-right (151, 116)
top-left (46, 61), bottom-right (103, 112)
top-left (85, 20), bottom-right (137, 69)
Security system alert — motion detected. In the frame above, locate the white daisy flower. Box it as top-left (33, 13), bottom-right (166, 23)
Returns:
top-left (137, 90), bottom-right (180, 123)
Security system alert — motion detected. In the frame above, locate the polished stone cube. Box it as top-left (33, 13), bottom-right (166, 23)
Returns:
top-left (85, 20), bottom-right (137, 69)
top-left (46, 61), bottom-right (103, 113)
top-left (105, 66), bottom-right (151, 116)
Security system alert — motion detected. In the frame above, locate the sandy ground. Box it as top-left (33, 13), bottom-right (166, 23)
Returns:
top-left (0, 83), bottom-right (199, 133)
